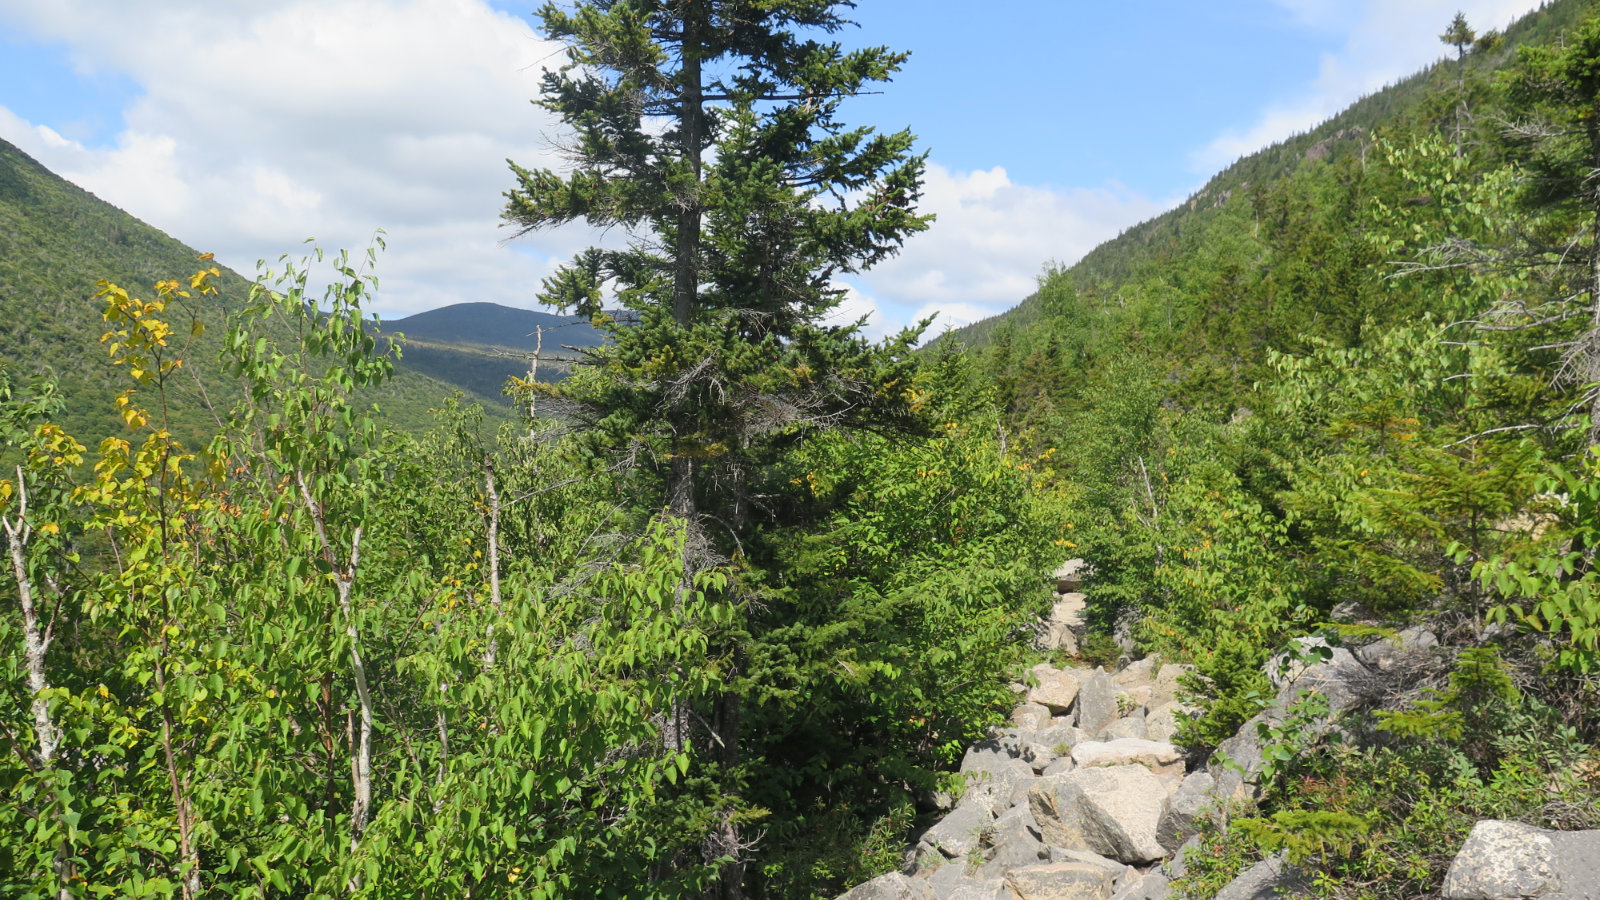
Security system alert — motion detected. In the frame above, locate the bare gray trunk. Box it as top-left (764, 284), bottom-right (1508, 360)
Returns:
top-left (483, 457), bottom-right (503, 668)
top-left (2, 473), bottom-right (72, 900)
top-left (295, 472), bottom-right (373, 872)
top-left (1589, 119), bottom-right (1600, 449)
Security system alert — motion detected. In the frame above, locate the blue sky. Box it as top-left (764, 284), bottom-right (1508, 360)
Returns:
top-left (0, 0), bottom-right (1546, 335)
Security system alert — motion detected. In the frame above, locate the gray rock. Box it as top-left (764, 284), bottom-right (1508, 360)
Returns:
top-left (1157, 771), bottom-right (1216, 852)
top-left (1162, 836), bottom-right (1201, 880)
top-left (944, 878), bottom-right (1012, 900)
top-left (1069, 739), bottom-right (1184, 778)
top-left (1109, 872), bottom-right (1170, 900)
top-left (1547, 829), bottom-right (1600, 899)
top-left (1005, 862), bottom-right (1117, 900)
top-left (976, 806), bottom-right (1050, 880)
top-left (1112, 655), bottom-right (1161, 688)
top-left (1267, 636), bottom-right (1352, 690)
top-left (1042, 757), bottom-right (1075, 777)
top-left (1443, 820), bottom-right (1600, 900)
top-left (1027, 765), bottom-right (1170, 864)
top-left (1043, 839), bottom-right (1132, 877)
top-left (1075, 670), bottom-right (1120, 738)
top-left (839, 872), bottom-right (938, 900)
top-left (1268, 637), bottom-right (1370, 719)
top-left (1026, 723), bottom-right (1086, 771)
top-left (1142, 703), bottom-right (1190, 744)
top-left (922, 801), bottom-right (997, 860)
top-left (976, 834), bottom-right (1049, 882)
top-left (1012, 703), bottom-right (1054, 732)
top-left (1113, 609), bottom-right (1140, 659)
top-left (961, 744), bottom-right (1038, 812)
top-left (1053, 560), bottom-right (1088, 593)
top-left (1031, 665), bottom-right (1086, 714)
top-left (1023, 740), bottom-right (1061, 772)
top-left (1355, 626), bottom-right (1439, 670)
top-left (1103, 714), bottom-right (1149, 742)
top-left (1034, 620), bottom-right (1080, 655)
top-left (1207, 707), bottom-right (1273, 801)
top-left (1052, 592), bottom-right (1088, 626)
top-left (1146, 664), bottom-right (1190, 710)
top-left (925, 863), bottom-right (967, 895)
top-left (1213, 853), bottom-right (1307, 900)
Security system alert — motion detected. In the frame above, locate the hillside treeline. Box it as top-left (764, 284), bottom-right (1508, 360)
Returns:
top-left (958, 2), bottom-right (1600, 894)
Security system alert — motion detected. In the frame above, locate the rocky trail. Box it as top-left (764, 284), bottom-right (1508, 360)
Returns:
top-left (834, 566), bottom-right (1600, 900)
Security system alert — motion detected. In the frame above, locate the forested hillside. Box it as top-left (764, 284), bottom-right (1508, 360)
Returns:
top-left (0, 137), bottom-right (508, 444)
top-left (950, 0), bottom-right (1600, 894)
top-left (375, 303), bottom-right (603, 406)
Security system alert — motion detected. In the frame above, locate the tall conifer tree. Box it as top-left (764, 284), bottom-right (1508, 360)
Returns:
top-left (504, 2), bottom-right (932, 893)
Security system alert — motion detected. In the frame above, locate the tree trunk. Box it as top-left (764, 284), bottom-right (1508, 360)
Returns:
top-left (673, 3), bottom-right (704, 331)
top-left (1588, 117), bottom-right (1600, 449)
top-left (3, 480), bottom-right (72, 900)
top-left (483, 457), bottom-right (502, 668)
top-left (708, 691), bottom-right (744, 900)
top-left (4, 499), bottom-right (59, 765)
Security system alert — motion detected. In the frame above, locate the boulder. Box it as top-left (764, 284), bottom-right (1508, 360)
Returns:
top-left (960, 743), bottom-right (1037, 810)
top-left (944, 878), bottom-right (1012, 900)
top-left (1012, 703), bottom-right (1054, 733)
top-left (1069, 739), bottom-right (1184, 779)
top-left (1443, 820), bottom-right (1600, 899)
top-left (1025, 723), bottom-right (1086, 771)
top-left (1103, 714), bottom-right (1148, 742)
top-left (976, 806), bottom-right (1050, 880)
top-left (1116, 686), bottom-right (1154, 711)
top-left (1111, 656), bottom-right (1161, 688)
top-left (1075, 670), bottom-right (1120, 738)
top-left (1030, 665), bottom-right (1085, 715)
top-left (1157, 771), bottom-right (1216, 852)
top-left (1109, 872), bottom-right (1170, 900)
top-left (1042, 757), bottom-right (1075, 776)
top-left (1052, 592), bottom-right (1088, 626)
top-left (839, 872), bottom-right (937, 900)
top-left (1355, 626), bottom-right (1439, 670)
top-left (1005, 862), bottom-right (1117, 900)
top-left (1161, 836), bottom-right (1201, 880)
top-left (1142, 703), bottom-right (1189, 744)
top-left (1034, 620), bottom-right (1080, 655)
top-left (1213, 853), bottom-right (1307, 900)
top-left (1146, 664), bottom-right (1189, 710)
top-left (1046, 847), bottom-right (1132, 885)
top-left (921, 800), bottom-right (996, 860)
top-left (1053, 560), bottom-right (1088, 593)
top-left (1023, 738), bottom-right (1062, 772)
top-left (1027, 766), bottom-right (1170, 864)
top-left (1268, 637), bottom-right (1370, 718)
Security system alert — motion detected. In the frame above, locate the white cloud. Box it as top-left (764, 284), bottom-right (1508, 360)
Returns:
top-left (1195, 0), bottom-right (1545, 172)
top-left (843, 164), bottom-right (1166, 338)
top-left (0, 0), bottom-right (579, 318)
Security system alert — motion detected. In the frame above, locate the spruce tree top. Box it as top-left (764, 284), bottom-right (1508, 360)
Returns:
top-left (505, 0), bottom-right (931, 330)
top-left (503, 0), bottom-right (933, 525)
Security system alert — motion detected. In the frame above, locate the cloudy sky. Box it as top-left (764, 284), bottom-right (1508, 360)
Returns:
top-left (0, 0), bottom-right (1547, 338)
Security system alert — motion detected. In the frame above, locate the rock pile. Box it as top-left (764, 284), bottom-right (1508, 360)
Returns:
top-left (840, 653), bottom-right (1204, 900)
top-left (833, 567), bottom-right (1599, 900)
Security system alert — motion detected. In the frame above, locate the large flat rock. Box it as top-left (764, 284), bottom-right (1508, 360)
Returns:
top-left (839, 872), bottom-right (936, 900)
top-left (1444, 820), bottom-right (1600, 899)
top-left (1005, 862), bottom-right (1116, 900)
top-left (1030, 665), bottom-right (1085, 714)
top-left (1027, 765), bottom-right (1170, 864)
